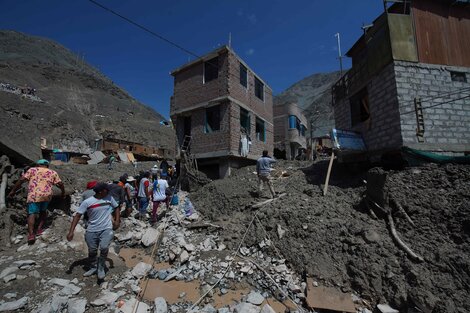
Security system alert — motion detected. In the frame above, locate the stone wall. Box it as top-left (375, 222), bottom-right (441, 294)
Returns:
top-left (395, 61), bottom-right (470, 153)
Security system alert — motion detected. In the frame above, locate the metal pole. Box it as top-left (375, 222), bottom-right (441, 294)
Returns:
top-left (335, 33), bottom-right (343, 76)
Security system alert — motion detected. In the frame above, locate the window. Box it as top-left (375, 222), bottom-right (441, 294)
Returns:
top-left (204, 57), bottom-right (218, 83)
top-left (240, 107), bottom-right (250, 133)
top-left (349, 88), bottom-right (370, 127)
top-left (254, 77), bottom-right (264, 101)
top-left (288, 115), bottom-right (297, 129)
top-left (301, 125), bottom-right (306, 137)
top-left (240, 63), bottom-right (248, 88)
top-left (450, 71), bottom-right (467, 83)
top-left (205, 105), bottom-right (220, 133)
top-left (255, 117), bottom-right (265, 142)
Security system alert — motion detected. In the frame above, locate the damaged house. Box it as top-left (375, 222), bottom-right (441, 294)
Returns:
top-left (170, 46), bottom-right (273, 178)
top-left (332, 0), bottom-right (470, 159)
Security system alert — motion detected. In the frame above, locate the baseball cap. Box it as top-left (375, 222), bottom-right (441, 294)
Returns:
top-left (93, 182), bottom-right (109, 193)
top-left (37, 159), bottom-right (50, 165)
top-left (86, 180), bottom-right (98, 190)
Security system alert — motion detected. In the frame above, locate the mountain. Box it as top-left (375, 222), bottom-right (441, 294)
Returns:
top-left (274, 71), bottom-right (342, 138)
top-left (0, 30), bottom-right (174, 163)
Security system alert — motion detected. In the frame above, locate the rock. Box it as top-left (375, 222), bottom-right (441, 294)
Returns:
top-left (0, 297), bottom-right (28, 311)
top-left (277, 224), bottom-right (285, 239)
top-left (131, 262), bottom-right (152, 278)
top-left (154, 297), bottom-right (168, 313)
top-left (157, 270), bottom-right (168, 280)
top-left (120, 297), bottom-right (149, 313)
top-left (49, 278), bottom-right (70, 287)
top-left (246, 291), bottom-right (265, 305)
top-left (28, 270), bottom-right (41, 278)
top-left (312, 281), bottom-right (319, 287)
top-left (0, 267), bottom-right (18, 279)
top-left (116, 231), bottom-right (134, 242)
top-left (289, 284), bottom-right (302, 293)
top-left (201, 304), bottom-right (217, 313)
top-left (60, 284), bottom-right (82, 296)
top-left (240, 247), bottom-right (250, 256)
top-left (274, 264), bottom-right (287, 273)
top-left (227, 271), bottom-right (235, 279)
top-left (141, 228), bottom-right (161, 247)
top-left (67, 298), bottom-right (87, 313)
top-left (218, 308), bottom-right (230, 313)
top-left (363, 230), bottom-right (381, 243)
top-left (164, 266), bottom-right (186, 282)
top-left (179, 250), bottom-right (189, 264)
top-left (234, 302), bottom-right (261, 313)
top-left (240, 266), bottom-right (251, 273)
top-left (13, 260), bottom-right (36, 268)
top-left (91, 291), bottom-right (120, 306)
top-left (179, 292), bottom-right (186, 298)
top-left (3, 273), bottom-right (16, 283)
top-left (184, 243), bottom-right (196, 252)
top-left (4, 293), bottom-right (17, 299)
top-left (377, 304), bottom-right (399, 313)
top-left (260, 304), bottom-right (276, 313)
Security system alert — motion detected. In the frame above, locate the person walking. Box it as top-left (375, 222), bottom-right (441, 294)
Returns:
top-left (151, 173), bottom-right (170, 224)
top-left (66, 183), bottom-right (120, 281)
top-left (8, 159), bottom-right (65, 244)
top-left (108, 154), bottom-right (116, 170)
top-left (137, 171), bottom-right (151, 219)
top-left (160, 159), bottom-right (169, 180)
top-left (124, 176), bottom-right (137, 216)
top-left (256, 150), bottom-right (276, 199)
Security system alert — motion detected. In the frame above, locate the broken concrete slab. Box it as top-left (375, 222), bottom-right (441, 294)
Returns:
top-left (0, 296), bottom-right (29, 311)
top-left (87, 151), bottom-right (106, 164)
top-left (306, 278), bottom-right (356, 313)
top-left (377, 304), bottom-right (399, 313)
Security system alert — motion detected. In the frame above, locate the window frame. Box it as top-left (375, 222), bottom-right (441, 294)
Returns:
top-left (203, 56), bottom-right (219, 84)
top-left (254, 76), bottom-right (264, 101)
top-left (450, 71), bottom-right (467, 83)
top-left (240, 107), bottom-right (251, 134)
top-left (255, 117), bottom-right (266, 142)
top-left (349, 87), bottom-right (370, 127)
top-left (239, 62), bottom-right (248, 89)
top-left (204, 105), bottom-right (221, 133)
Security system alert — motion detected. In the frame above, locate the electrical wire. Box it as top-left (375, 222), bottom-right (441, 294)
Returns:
top-left (87, 0), bottom-right (275, 97)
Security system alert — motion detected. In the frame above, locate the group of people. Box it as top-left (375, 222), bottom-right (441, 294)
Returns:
top-left (7, 152), bottom-right (275, 282)
top-left (8, 159), bottom-right (175, 281)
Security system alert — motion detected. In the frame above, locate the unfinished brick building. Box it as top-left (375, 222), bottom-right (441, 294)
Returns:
top-left (332, 0), bottom-right (470, 159)
top-left (170, 46), bottom-right (273, 178)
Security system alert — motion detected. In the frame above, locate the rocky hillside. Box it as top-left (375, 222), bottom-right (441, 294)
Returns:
top-left (0, 30), bottom-right (174, 163)
top-left (274, 71), bottom-right (342, 137)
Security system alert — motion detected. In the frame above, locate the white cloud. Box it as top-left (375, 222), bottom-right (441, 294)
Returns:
top-left (246, 48), bottom-right (255, 56)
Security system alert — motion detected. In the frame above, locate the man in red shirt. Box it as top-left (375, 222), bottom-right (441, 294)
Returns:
top-left (8, 159), bottom-right (65, 244)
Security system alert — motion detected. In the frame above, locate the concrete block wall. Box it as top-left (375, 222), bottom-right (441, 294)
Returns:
top-left (395, 61), bottom-right (470, 153)
top-left (333, 62), bottom-right (403, 152)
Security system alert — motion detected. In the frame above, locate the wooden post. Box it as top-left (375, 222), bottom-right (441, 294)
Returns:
top-left (0, 173), bottom-right (7, 213)
top-left (323, 151), bottom-right (335, 196)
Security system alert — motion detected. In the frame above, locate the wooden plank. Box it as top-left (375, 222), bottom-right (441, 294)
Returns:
top-left (306, 278), bottom-right (356, 313)
top-left (323, 151), bottom-right (335, 196)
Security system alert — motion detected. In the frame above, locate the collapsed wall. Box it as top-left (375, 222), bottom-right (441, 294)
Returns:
top-left (192, 160), bottom-right (470, 312)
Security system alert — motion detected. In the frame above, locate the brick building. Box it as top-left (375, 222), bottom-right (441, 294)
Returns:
top-left (273, 103), bottom-right (308, 160)
top-left (332, 0), bottom-right (470, 159)
top-left (170, 46), bottom-right (273, 178)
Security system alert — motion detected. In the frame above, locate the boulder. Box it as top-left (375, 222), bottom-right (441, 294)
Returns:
top-left (67, 298), bottom-right (87, 313)
top-left (141, 228), bottom-right (161, 247)
top-left (49, 278), bottom-right (70, 287)
top-left (0, 267), bottom-right (18, 279)
top-left (60, 284), bottom-right (82, 296)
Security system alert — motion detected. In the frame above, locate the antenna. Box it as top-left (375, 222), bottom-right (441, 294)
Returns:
top-left (228, 32), bottom-right (232, 48)
top-left (334, 33), bottom-right (343, 76)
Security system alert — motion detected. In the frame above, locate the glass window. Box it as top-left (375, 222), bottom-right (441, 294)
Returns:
top-left (288, 115), bottom-right (297, 129)
top-left (240, 63), bottom-right (248, 88)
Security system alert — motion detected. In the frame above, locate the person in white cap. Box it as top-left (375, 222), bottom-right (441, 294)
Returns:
top-left (8, 159), bottom-right (65, 244)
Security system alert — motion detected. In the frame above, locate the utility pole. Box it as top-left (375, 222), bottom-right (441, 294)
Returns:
top-left (228, 32), bottom-right (232, 48)
top-left (334, 33), bottom-right (343, 76)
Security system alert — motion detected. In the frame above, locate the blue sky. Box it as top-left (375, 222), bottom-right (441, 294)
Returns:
top-left (1, 0), bottom-right (383, 118)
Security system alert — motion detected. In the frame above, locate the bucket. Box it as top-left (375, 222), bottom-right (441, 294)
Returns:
top-left (170, 195), bottom-right (179, 205)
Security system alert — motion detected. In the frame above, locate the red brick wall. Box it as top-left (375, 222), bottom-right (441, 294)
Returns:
top-left (171, 53), bottom-right (229, 113)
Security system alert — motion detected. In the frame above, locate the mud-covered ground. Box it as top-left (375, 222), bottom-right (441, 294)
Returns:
top-left (192, 160), bottom-right (470, 313)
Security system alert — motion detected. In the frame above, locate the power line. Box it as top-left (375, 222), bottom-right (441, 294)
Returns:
top-left (401, 94), bottom-right (470, 115)
top-left (87, 0), bottom-right (274, 97)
